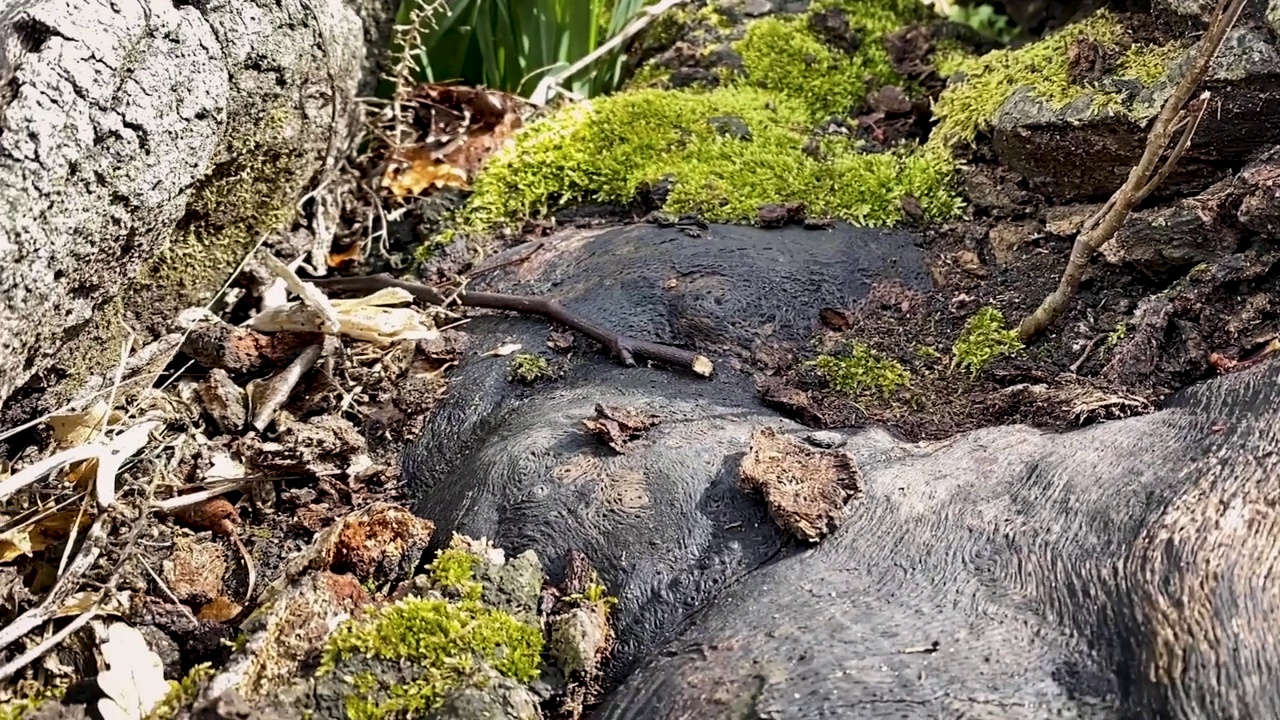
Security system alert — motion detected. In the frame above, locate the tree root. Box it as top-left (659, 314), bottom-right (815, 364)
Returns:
top-left (308, 273), bottom-right (716, 377)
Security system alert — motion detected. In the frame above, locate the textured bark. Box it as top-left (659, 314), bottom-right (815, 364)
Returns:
top-left (0, 0), bottom-right (369, 416)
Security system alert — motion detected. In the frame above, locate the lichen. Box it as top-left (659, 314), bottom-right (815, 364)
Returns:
top-left (951, 306), bottom-right (1023, 376)
top-left (447, 0), bottom-right (961, 241)
top-left (509, 353), bottom-right (554, 384)
top-left (930, 10), bottom-right (1185, 148)
top-left (321, 596), bottom-right (544, 719)
top-left (810, 342), bottom-right (911, 396)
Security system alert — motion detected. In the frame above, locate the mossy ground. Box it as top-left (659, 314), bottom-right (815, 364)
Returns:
top-left (444, 0), bottom-right (963, 243)
top-left (930, 10), bottom-right (1186, 147)
top-left (319, 539), bottom-right (550, 719)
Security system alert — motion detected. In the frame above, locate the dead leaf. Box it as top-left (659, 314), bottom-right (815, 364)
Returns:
top-left (250, 287), bottom-right (438, 344)
top-left (582, 405), bottom-right (662, 454)
top-left (48, 400), bottom-right (113, 446)
top-left (382, 149), bottom-right (470, 197)
top-left (173, 498), bottom-right (239, 537)
top-left (0, 511), bottom-right (90, 563)
top-left (327, 241), bottom-right (363, 269)
top-left (486, 342), bottom-right (522, 357)
top-left (818, 308), bottom-right (853, 331)
top-left (546, 330), bottom-right (576, 353)
top-left (97, 623), bottom-right (169, 720)
top-left (197, 596), bottom-right (242, 622)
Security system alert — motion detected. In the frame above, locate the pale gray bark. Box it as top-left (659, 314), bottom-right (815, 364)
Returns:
top-left (0, 0), bottom-right (368, 413)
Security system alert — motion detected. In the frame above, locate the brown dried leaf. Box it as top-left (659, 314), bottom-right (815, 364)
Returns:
top-left (739, 426), bottom-right (860, 542)
top-left (0, 511), bottom-right (90, 563)
top-left (173, 498), bottom-right (240, 537)
top-left (582, 405), bottom-right (662, 454)
top-left (382, 149), bottom-right (470, 197)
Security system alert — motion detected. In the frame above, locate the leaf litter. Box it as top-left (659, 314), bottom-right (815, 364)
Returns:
top-left (0, 72), bottom-right (612, 718)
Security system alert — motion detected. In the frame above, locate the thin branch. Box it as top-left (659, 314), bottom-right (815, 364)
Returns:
top-left (1017, 0), bottom-right (1247, 340)
top-left (309, 274), bottom-right (715, 377)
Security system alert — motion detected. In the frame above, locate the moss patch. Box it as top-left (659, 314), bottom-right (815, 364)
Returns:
top-left (930, 10), bottom-right (1186, 147)
top-left (321, 596), bottom-right (544, 719)
top-left (133, 103), bottom-right (310, 334)
top-left (951, 306), bottom-right (1023, 376)
top-left (450, 0), bottom-right (960, 240)
top-left (810, 342), bottom-right (911, 397)
top-left (147, 663), bottom-right (215, 720)
top-left (428, 547), bottom-right (483, 600)
top-left (509, 353), bottom-right (554, 384)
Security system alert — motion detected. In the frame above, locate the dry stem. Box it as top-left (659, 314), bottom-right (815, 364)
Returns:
top-left (1017, 0), bottom-right (1246, 341)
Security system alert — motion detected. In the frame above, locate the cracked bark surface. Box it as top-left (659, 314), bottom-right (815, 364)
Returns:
top-left (0, 0), bottom-right (370, 415)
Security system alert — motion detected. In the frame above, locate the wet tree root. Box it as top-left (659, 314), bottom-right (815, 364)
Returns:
top-left (309, 273), bottom-right (715, 377)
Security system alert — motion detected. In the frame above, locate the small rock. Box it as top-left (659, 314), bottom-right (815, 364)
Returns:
top-left (708, 115), bottom-right (751, 140)
top-left (804, 431), bottom-right (847, 449)
top-left (739, 0), bottom-right (773, 17)
top-left (551, 606), bottom-right (611, 676)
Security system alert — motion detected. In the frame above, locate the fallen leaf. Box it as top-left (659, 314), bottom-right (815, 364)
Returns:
top-left (582, 405), bottom-right (662, 454)
top-left (197, 596), bottom-right (242, 622)
top-left (327, 241), bottom-right (363, 269)
top-left (382, 148), bottom-right (470, 197)
top-left (486, 342), bottom-right (522, 357)
top-left (250, 287), bottom-right (438, 345)
top-left (96, 623), bottom-right (169, 720)
top-left (48, 400), bottom-right (112, 446)
top-left (0, 511), bottom-right (90, 563)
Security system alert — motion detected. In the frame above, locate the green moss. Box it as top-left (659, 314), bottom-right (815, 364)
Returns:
top-left (930, 10), bottom-right (1183, 147)
top-left (139, 103), bottom-right (303, 305)
top-left (429, 548), bottom-right (483, 601)
top-left (0, 687), bottom-right (65, 720)
top-left (322, 596), bottom-right (544, 718)
top-left (810, 342), bottom-right (911, 396)
top-left (566, 582), bottom-right (619, 613)
top-left (448, 0), bottom-right (960, 239)
top-left (1105, 321), bottom-right (1128, 349)
top-left (509, 353), bottom-right (554, 384)
top-left (147, 663), bottom-right (215, 720)
top-left (951, 306), bottom-right (1023, 376)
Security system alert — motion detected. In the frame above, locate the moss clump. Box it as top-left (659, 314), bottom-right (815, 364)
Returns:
top-left (322, 596), bottom-right (544, 719)
top-left (811, 342), bottom-right (911, 396)
top-left (428, 548), bottom-right (483, 601)
top-left (931, 10), bottom-right (1184, 147)
top-left (509, 353), bottom-right (554, 384)
top-left (0, 687), bottom-right (65, 720)
top-left (147, 663), bottom-right (215, 720)
top-left (1105, 321), bottom-right (1128, 349)
top-left (951, 306), bottom-right (1023, 376)
top-left (451, 0), bottom-right (960, 239)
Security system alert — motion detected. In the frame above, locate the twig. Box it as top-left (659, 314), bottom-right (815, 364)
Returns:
top-left (1069, 333), bottom-right (1107, 374)
top-left (0, 608), bottom-right (99, 684)
top-left (309, 273), bottom-right (715, 377)
top-left (0, 513), bottom-right (110, 656)
top-left (1017, 0), bottom-right (1247, 341)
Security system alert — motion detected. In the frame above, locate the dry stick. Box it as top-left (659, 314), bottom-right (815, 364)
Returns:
top-left (308, 273), bottom-right (716, 377)
top-left (1017, 0), bottom-right (1247, 341)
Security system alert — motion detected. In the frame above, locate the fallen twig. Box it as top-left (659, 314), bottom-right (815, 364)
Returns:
top-left (309, 273), bottom-right (715, 377)
top-left (1017, 0), bottom-right (1247, 340)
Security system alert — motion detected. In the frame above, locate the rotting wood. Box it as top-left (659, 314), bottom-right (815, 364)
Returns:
top-left (309, 273), bottom-right (716, 377)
